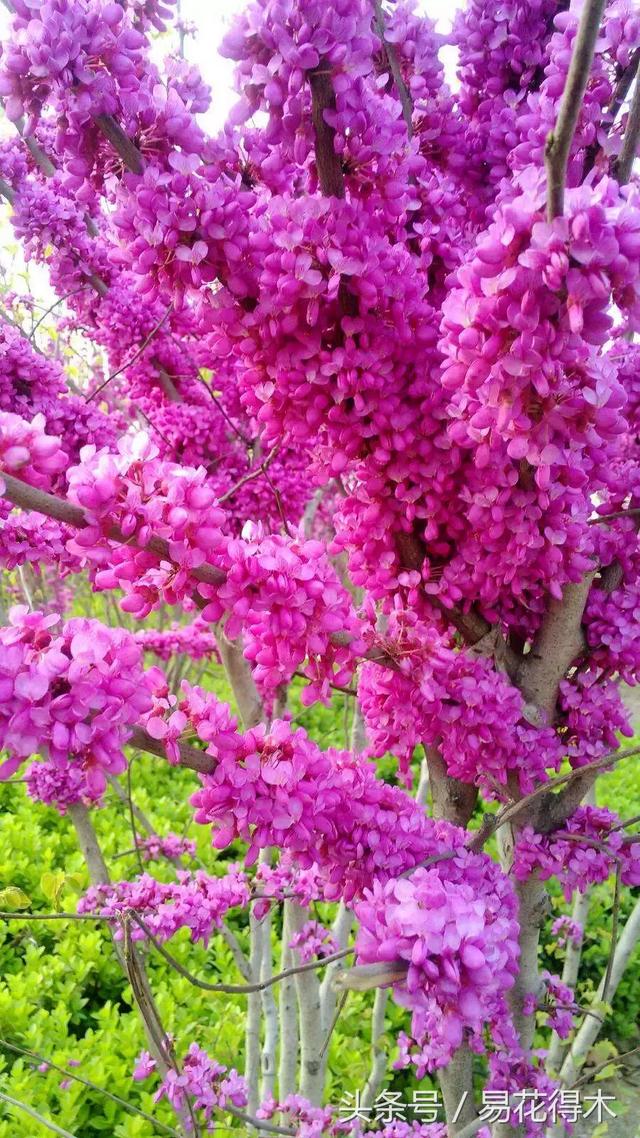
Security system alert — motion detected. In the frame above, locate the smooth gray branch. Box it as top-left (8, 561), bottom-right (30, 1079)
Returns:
top-left (545, 0), bottom-right (606, 218)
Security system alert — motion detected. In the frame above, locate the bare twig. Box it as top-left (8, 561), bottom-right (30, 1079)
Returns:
top-left (601, 861), bottom-right (622, 1005)
top-left (571, 1044), bottom-right (640, 1088)
top-left (590, 506), bottom-right (640, 523)
top-left (86, 304), bottom-right (172, 401)
top-left (28, 288), bottom-right (88, 341)
top-left (0, 1038), bottom-right (181, 1137)
top-left (545, 0), bottom-right (607, 219)
top-left (613, 64), bottom-right (640, 182)
top-left (0, 911), bottom-right (108, 922)
top-left (129, 915), bottom-right (352, 994)
top-left (217, 445), bottom-right (280, 504)
top-left (372, 0), bottom-right (413, 134)
top-left (0, 1090), bottom-right (78, 1137)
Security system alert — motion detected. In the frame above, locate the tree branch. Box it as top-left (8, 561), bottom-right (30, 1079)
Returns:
top-left (0, 1090), bottom-right (78, 1138)
top-left (517, 575), bottom-right (595, 718)
top-left (613, 63), bottom-right (640, 183)
top-left (94, 114), bottom-right (145, 175)
top-left (371, 0), bottom-right (413, 135)
top-left (308, 66), bottom-right (345, 198)
top-left (558, 896), bottom-right (640, 1085)
top-left (545, 0), bottom-right (607, 219)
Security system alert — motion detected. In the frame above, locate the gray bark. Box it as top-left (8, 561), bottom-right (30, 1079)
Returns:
top-left (289, 902), bottom-right (324, 1104)
top-left (278, 901), bottom-right (299, 1100)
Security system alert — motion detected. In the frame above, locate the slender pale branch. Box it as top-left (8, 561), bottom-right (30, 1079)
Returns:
top-left (613, 65), bottom-right (640, 183)
top-left (0, 1038), bottom-right (181, 1137)
top-left (130, 914), bottom-right (352, 994)
top-left (545, 0), bottom-right (607, 219)
top-left (226, 1106), bottom-right (295, 1136)
top-left (558, 896), bottom-right (640, 1085)
top-left (371, 0), bottom-right (413, 134)
top-left (0, 177), bottom-right (16, 205)
top-left (0, 1090), bottom-right (77, 1138)
top-left (360, 988), bottom-right (389, 1110)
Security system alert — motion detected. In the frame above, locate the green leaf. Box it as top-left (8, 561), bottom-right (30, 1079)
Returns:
top-left (40, 870), bottom-right (66, 911)
top-left (0, 887), bottom-right (31, 911)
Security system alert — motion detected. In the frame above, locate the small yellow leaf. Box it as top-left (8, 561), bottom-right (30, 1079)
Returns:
top-left (0, 887), bottom-right (31, 911)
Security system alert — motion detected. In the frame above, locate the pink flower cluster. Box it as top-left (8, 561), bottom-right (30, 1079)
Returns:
top-left (354, 846), bottom-right (520, 1071)
top-left (219, 533), bottom-right (366, 702)
top-left (0, 323), bottom-right (116, 471)
top-left (288, 919), bottom-right (339, 962)
top-left (436, 174), bottom-right (639, 613)
top-left (514, 806), bottom-right (640, 900)
top-left (79, 867), bottom-right (250, 944)
top-left (252, 856), bottom-right (326, 918)
top-left (0, 607), bottom-right (152, 796)
top-left (540, 972), bottom-right (576, 1040)
top-left (0, 0), bottom-right (147, 128)
top-left (559, 667), bottom-right (633, 766)
top-left (185, 689), bottom-right (445, 898)
top-left (134, 619), bottom-right (219, 663)
top-left (0, 512), bottom-right (78, 575)
top-left (134, 1043), bottom-right (247, 1130)
top-left (550, 915), bottom-right (583, 950)
top-left (65, 432), bottom-right (229, 618)
top-left (25, 757), bottom-right (89, 813)
top-left (584, 549), bottom-right (640, 683)
top-left (0, 411), bottom-right (68, 492)
top-left (138, 833), bottom-right (197, 863)
top-left (257, 1093), bottom-right (350, 1138)
top-left (511, 1), bottom-right (640, 183)
top-left (258, 1096), bottom-right (448, 1138)
top-left (453, 0), bottom-right (558, 193)
top-left (359, 612), bottom-right (562, 794)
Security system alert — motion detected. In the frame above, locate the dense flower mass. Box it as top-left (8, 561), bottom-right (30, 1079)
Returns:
top-left (134, 618), bottom-right (219, 663)
top-left (184, 689), bottom-right (444, 898)
top-left (354, 846), bottom-right (520, 1071)
top-left (133, 1043), bottom-right (248, 1129)
top-left (0, 411), bottom-right (68, 492)
top-left (514, 806), bottom-right (640, 899)
top-left (79, 867), bottom-right (250, 943)
top-left (65, 432), bottom-right (229, 618)
top-left (138, 832), bottom-right (197, 862)
top-left (358, 612), bottom-right (563, 793)
top-left (0, 607), bottom-right (152, 795)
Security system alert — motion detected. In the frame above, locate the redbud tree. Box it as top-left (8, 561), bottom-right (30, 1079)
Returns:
top-left (1, 0), bottom-right (640, 1134)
